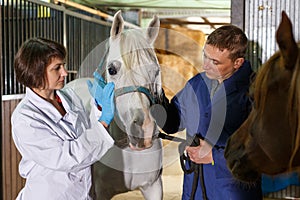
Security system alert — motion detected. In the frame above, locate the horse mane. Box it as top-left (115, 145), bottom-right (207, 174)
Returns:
top-left (289, 48), bottom-right (300, 167)
top-left (252, 52), bottom-right (280, 115)
top-left (253, 47), bottom-right (300, 168)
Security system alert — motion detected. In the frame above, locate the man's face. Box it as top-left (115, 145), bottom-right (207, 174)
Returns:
top-left (202, 44), bottom-right (241, 82)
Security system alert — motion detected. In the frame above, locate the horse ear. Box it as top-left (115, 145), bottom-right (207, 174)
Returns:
top-left (111, 10), bottom-right (124, 38)
top-left (146, 15), bottom-right (160, 44)
top-left (276, 11), bottom-right (298, 70)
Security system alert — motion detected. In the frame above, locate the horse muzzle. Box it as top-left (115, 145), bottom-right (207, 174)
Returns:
top-left (225, 138), bottom-right (260, 182)
top-left (128, 130), bottom-right (160, 150)
top-left (226, 153), bottom-right (260, 183)
top-left (129, 138), bottom-right (153, 150)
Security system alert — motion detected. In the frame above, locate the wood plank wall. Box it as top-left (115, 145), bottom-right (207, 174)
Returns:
top-left (2, 99), bottom-right (25, 200)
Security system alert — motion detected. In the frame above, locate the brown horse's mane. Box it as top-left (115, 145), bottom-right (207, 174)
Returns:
top-left (252, 47), bottom-right (300, 168)
top-left (289, 48), bottom-right (300, 167)
top-left (252, 52), bottom-right (279, 115)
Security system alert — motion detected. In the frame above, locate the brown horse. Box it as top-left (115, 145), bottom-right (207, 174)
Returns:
top-left (224, 11), bottom-right (300, 182)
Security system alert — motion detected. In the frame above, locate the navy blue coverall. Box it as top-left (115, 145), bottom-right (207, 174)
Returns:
top-left (162, 61), bottom-right (262, 200)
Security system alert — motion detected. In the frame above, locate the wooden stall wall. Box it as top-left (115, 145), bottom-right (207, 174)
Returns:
top-left (2, 98), bottom-right (25, 200)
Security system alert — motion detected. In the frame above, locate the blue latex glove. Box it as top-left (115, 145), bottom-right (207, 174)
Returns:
top-left (87, 72), bottom-right (115, 125)
top-left (98, 82), bottom-right (115, 125)
top-left (87, 71), bottom-right (106, 104)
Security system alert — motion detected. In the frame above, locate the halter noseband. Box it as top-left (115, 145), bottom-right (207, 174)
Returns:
top-left (114, 85), bottom-right (157, 105)
top-left (112, 85), bottom-right (160, 149)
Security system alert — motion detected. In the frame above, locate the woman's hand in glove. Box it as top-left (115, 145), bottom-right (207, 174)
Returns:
top-left (98, 82), bottom-right (115, 126)
top-left (87, 71), bottom-right (107, 105)
top-left (87, 72), bottom-right (115, 126)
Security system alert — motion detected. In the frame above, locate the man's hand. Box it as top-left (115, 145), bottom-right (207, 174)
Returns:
top-left (186, 139), bottom-right (213, 164)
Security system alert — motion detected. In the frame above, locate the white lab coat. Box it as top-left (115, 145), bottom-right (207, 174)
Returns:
top-left (11, 87), bottom-right (114, 200)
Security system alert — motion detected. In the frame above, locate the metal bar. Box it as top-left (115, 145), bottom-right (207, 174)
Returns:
top-left (2, 94), bottom-right (25, 101)
top-left (27, 0), bottom-right (110, 27)
top-left (0, 0), bottom-right (3, 197)
top-left (54, 0), bottom-right (139, 28)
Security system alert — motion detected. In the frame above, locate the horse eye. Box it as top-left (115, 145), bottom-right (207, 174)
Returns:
top-left (107, 61), bottom-right (121, 75)
top-left (108, 65), bottom-right (117, 75)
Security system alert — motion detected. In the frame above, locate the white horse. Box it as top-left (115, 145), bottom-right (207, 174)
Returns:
top-left (67, 11), bottom-right (163, 200)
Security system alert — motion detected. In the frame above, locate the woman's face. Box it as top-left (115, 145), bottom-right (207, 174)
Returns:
top-left (45, 57), bottom-right (68, 90)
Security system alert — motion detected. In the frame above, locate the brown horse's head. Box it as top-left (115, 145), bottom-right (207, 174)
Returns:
top-left (224, 11), bottom-right (300, 182)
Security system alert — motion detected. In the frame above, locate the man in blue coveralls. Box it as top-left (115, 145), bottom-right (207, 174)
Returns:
top-left (152, 25), bottom-right (262, 199)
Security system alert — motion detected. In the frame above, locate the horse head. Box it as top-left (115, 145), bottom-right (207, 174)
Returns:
top-left (224, 11), bottom-right (300, 182)
top-left (105, 11), bottom-right (162, 150)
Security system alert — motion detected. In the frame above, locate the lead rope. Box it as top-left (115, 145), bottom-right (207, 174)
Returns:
top-left (160, 133), bottom-right (208, 200)
top-left (199, 164), bottom-right (208, 200)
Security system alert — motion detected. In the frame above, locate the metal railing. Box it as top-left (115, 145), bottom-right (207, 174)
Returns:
top-left (1, 0), bottom-right (111, 96)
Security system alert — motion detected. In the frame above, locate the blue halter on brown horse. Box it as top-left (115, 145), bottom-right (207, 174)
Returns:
top-left (224, 11), bottom-right (300, 182)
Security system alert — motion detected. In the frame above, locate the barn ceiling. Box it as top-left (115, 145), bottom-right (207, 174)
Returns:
top-left (72, 0), bottom-right (230, 18)
top-left (57, 0), bottom-right (231, 34)
top-left (72, 0), bottom-right (230, 9)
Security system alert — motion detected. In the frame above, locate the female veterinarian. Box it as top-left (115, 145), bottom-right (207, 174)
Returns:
top-left (152, 25), bottom-right (263, 199)
top-left (11, 37), bottom-right (114, 200)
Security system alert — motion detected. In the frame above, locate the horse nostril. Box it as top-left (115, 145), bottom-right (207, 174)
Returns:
top-left (138, 140), bottom-right (145, 148)
top-left (133, 118), bottom-right (143, 126)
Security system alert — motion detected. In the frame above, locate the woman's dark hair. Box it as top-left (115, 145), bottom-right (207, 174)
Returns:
top-left (206, 25), bottom-right (248, 61)
top-left (14, 37), bottom-right (66, 88)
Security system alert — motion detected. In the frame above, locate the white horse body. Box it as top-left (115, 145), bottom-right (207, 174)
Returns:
top-left (67, 11), bottom-right (163, 200)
